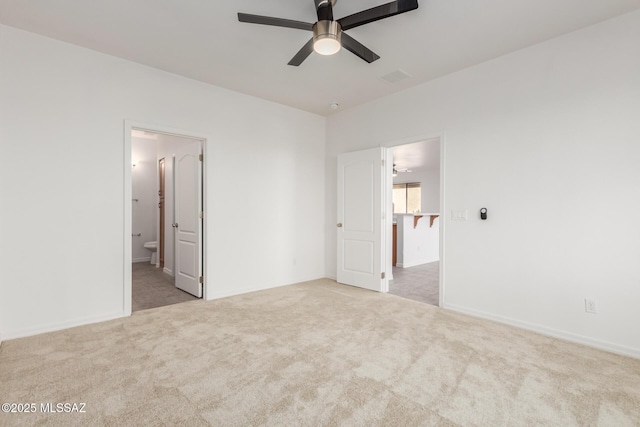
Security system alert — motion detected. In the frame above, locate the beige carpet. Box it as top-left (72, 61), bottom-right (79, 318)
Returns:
top-left (1, 279), bottom-right (639, 426)
top-left (132, 262), bottom-right (198, 312)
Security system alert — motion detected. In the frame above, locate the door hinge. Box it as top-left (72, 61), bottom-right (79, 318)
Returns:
top-left (199, 211), bottom-right (204, 219)
top-left (381, 272), bottom-right (386, 279)
top-left (199, 153), bottom-right (203, 161)
top-left (199, 276), bottom-right (204, 284)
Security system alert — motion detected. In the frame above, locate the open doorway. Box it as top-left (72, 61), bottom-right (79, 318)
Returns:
top-left (335, 137), bottom-right (443, 303)
top-left (388, 138), bottom-right (441, 306)
top-left (127, 126), bottom-right (205, 313)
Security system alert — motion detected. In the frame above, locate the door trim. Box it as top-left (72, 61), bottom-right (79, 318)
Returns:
top-left (158, 157), bottom-right (166, 269)
top-left (123, 120), bottom-right (209, 315)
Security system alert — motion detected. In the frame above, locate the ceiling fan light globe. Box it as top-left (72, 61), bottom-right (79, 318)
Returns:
top-left (313, 20), bottom-right (342, 56)
top-left (314, 38), bottom-right (341, 55)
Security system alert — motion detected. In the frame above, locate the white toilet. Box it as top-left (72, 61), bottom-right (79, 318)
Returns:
top-left (143, 241), bottom-right (158, 265)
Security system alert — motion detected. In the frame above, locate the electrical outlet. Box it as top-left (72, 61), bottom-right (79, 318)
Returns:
top-left (585, 298), bottom-right (598, 314)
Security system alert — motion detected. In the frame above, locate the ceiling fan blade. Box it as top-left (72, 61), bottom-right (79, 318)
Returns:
top-left (238, 13), bottom-right (313, 31)
top-left (337, 0), bottom-right (418, 31)
top-left (288, 38), bottom-right (315, 66)
top-left (340, 32), bottom-right (380, 63)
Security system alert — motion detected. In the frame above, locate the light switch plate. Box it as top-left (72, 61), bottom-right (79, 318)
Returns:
top-left (451, 209), bottom-right (468, 221)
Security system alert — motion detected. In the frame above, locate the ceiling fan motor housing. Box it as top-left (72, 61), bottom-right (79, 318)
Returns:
top-left (314, 0), bottom-right (338, 10)
top-left (313, 20), bottom-right (342, 55)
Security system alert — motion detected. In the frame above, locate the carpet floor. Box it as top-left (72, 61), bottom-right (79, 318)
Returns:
top-left (132, 262), bottom-right (198, 312)
top-left (1, 279), bottom-right (639, 426)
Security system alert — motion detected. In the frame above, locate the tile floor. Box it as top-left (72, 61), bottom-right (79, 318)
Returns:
top-left (388, 261), bottom-right (439, 306)
top-left (132, 262), bottom-right (199, 312)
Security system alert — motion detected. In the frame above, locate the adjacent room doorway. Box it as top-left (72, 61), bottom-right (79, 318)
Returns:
top-left (388, 138), bottom-right (441, 306)
top-left (336, 136), bottom-right (444, 306)
top-left (124, 121), bottom-right (207, 315)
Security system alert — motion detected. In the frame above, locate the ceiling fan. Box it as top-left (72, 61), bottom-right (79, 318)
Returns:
top-left (238, 0), bottom-right (419, 66)
top-left (393, 164), bottom-right (412, 176)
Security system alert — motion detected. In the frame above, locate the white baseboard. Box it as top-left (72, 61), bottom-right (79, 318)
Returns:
top-left (163, 267), bottom-right (174, 276)
top-left (0, 311), bottom-right (127, 342)
top-left (444, 303), bottom-right (640, 360)
top-left (1, 277), bottom-right (328, 340)
top-left (133, 257), bottom-right (151, 263)
top-left (207, 275), bottom-right (327, 301)
top-left (396, 259), bottom-right (439, 269)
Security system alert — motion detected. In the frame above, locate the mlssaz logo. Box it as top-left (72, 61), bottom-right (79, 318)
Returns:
top-left (40, 403), bottom-right (87, 413)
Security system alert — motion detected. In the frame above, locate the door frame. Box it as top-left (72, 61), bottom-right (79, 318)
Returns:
top-left (123, 120), bottom-right (209, 315)
top-left (383, 132), bottom-right (446, 307)
top-left (158, 157), bottom-right (166, 269)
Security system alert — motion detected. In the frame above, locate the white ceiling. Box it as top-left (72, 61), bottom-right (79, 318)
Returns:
top-left (392, 138), bottom-right (440, 174)
top-left (2, 0), bottom-right (639, 116)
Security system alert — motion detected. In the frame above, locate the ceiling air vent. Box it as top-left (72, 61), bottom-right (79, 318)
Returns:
top-left (380, 69), bottom-right (411, 84)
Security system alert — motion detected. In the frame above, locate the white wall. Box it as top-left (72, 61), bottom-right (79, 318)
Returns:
top-left (396, 214), bottom-right (440, 268)
top-left (326, 11), bottom-right (640, 357)
top-left (131, 137), bottom-right (158, 262)
top-left (0, 25), bottom-right (326, 340)
top-left (422, 169), bottom-right (440, 213)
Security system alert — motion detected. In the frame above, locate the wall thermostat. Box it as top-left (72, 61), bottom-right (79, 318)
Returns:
top-left (480, 208), bottom-right (487, 220)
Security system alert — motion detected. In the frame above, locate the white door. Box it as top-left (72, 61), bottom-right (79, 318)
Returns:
top-left (174, 141), bottom-right (202, 297)
top-left (337, 147), bottom-right (387, 292)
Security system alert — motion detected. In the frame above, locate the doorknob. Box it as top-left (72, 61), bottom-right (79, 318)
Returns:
top-left (337, 223), bottom-right (342, 228)
top-left (172, 223), bottom-right (179, 228)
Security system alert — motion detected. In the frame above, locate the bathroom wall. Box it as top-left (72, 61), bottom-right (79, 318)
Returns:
top-left (131, 136), bottom-right (158, 262)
